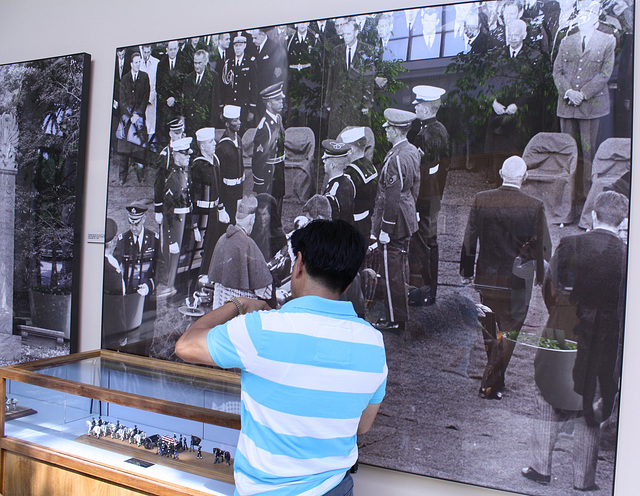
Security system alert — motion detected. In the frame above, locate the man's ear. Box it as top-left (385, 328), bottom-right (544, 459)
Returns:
top-left (292, 252), bottom-right (304, 278)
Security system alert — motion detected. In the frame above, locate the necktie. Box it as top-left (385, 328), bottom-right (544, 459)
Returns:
top-left (170, 60), bottom-right (174, 71)
top-left (347, 47), bottom-right (351, 70)
top-left (582, 36), bottom-right (586, 52)
top-left (196, 74), bottom-right (201, 85)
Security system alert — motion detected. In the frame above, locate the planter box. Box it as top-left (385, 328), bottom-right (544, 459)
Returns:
top-left (28, 290), bottom-right (71, 340)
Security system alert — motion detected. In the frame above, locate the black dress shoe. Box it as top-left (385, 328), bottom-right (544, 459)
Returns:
top-left (372, 319), bottom-right (404, 332)
top-left (521, 467), bottom-right (550, 485)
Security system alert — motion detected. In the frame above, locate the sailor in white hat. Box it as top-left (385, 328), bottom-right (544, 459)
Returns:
top-left (321, 139), bottom-right (356, 223)
top-left (216, 105), bottom-right (244, 225)
top-left (338, 127), bottom-right (378, 238)
top-left (191, 128), bottom-right (223, 274)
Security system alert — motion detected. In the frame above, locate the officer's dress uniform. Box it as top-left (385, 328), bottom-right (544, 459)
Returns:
top-left (154, 157), bottom-right (192, 290)
top-left (190, 154), bottom-right (222, 276)
top-left (410, 116), bottom-right (449, 300)
top-left (371, 138), bottom-right (420, 324)
top-left (252, 109), bottom-right (285, 217)
top-left (115, 228), bottom-right (160, 296)
top-left (221, 55), bottom-right (258, 130)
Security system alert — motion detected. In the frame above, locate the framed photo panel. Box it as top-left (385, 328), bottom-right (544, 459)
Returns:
top-left (0, 52), bottom-right (90, 364)
top-left (102, 1), bottom-right (632, 494)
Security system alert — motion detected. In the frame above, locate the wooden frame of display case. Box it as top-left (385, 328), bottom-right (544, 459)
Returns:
top-left (0, 350), bottom-right (240, 496)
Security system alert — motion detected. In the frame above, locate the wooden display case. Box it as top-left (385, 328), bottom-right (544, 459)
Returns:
top-left (0, 350), bottom-right (241, 496)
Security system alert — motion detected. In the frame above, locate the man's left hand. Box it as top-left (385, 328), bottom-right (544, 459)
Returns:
top-left (379, 231), bottom-right (390, 245)
top-left (137, 283), bottom-right (150, 296)
top-left (506, 103), bottom-right (518, 114)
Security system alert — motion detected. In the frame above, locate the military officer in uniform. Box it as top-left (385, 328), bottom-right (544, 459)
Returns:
top-left (115, 201), bottom-right (160, 297)
top-left (370, 108), bottom-right (421, 333)
top-left (252, 82), bottom-right (286, 220)
top-left (192, 128), bottom-right (227, 277)
top-left (217, 105), bottom-right (244, 224)
top-left (408, 85), bottom-right (449, 306)
top-left (154, 137), bottom-right (194, 298)
top-left (321, 139), bottom-right (356, 223)
top-left (553, 1), bottom-right (616, 199)
top-left (221, 34), bottom-right (258, 132)
top-left (339, 126), bottom-right (378, 239)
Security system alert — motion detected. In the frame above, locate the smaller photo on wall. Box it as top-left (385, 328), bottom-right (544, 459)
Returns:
top-left (0, 52), bottom-right (90, 365)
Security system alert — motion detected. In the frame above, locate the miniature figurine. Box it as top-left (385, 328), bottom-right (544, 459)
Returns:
top-left (224, 450), bottom-right (231, 465)
top-left (197, 446), bottom-right (202, 459)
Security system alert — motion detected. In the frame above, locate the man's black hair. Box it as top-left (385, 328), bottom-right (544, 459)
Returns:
top-left (290, 219), bottom-right (365, 293)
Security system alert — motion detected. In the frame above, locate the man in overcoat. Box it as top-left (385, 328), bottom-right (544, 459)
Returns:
top-left (460, 156), bottom-right (551, 398)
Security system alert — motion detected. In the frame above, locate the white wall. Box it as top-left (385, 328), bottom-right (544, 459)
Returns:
top-left (1, 0), bottom-right (639, 494)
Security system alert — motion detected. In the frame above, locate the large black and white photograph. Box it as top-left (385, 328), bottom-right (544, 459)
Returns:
top-left (0, 53), bottom-right (90, 365)
top-left (102, 1), bottom-right (632, 494)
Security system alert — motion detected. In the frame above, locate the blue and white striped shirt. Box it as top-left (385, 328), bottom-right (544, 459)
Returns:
top-left (207, 295), bottom-right (387, 496)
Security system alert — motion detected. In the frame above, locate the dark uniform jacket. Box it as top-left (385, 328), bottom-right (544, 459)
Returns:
top-left (217, 130), bottom-right (244, 220)
top-left (324, 173), bottom-right (356, 223)
top-left (220, 55), bottom-right (258, 117)
top-left (190, 155), bottom-right (221, 219)
top-left (412, 117), bottom-right (450, 212)
top-left (345, 157), bottom-right (378, 237)
top-left (114, 228), bottom-right (160, 294)
top-left (182, 68), bottom-right (221, 135)
top-left (252, 110), bottom-right (285, 198)
top-left (371, 139), bottom-right (420, 240)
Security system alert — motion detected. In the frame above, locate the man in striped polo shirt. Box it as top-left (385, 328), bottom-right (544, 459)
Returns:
top-left (176, 219), bottom-right (387, 496)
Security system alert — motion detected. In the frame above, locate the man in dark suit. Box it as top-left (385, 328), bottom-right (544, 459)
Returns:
top-left (182, 49), bottom-right (221, 137)
top-left (111, 48), bottom-right (129, 151)
top-left (249, 28), bottom-right (287, 89)
top-left (325, 19), bottom-right (375, 139)
top-left (220, 34), bottom-right (258, 132)
top-left (287, 22), bottom-right (318, 127)
top-left (211, 33), bottom-right (231, 74)
top-left (370, 108), bottom-right (421, 335)
top-left (118, 51), bottom-right (150, 184)
top-left (461, 156), bottom-right (551, 399)
top-left (553, 1), bottom-right (616, 198)
top-left (522, 190), bottom-right (627, 491)
top-left (484, 19), bottom-right (548, 183)
top-left (156, 40), bottom-right (190, 148)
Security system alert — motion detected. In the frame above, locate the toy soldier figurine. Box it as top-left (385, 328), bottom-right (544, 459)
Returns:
top-left (197, 445), bottom-right (203, 459)
top-left (154, 137), bottom-right (194, 298)
top-left (252, 82), bottom-right (286, 220)
top-left (408, 85), bottom-right (449, 306)
top-left (370, 108), bottom-right (421, 334)
top-left (321, 139), bottom-right (356, 223)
